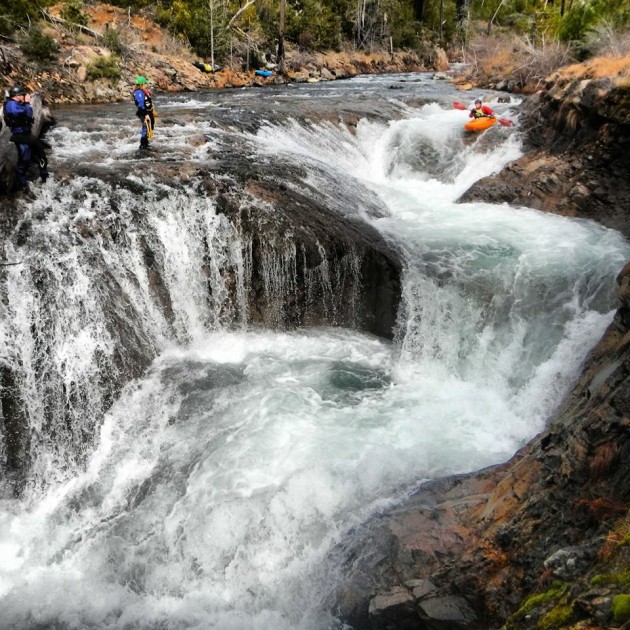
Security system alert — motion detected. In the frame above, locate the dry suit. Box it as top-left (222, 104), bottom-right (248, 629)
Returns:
top-left (2, 99), bottom-right (49, 187)
top-left (133, 88), bottom-right (155, 148)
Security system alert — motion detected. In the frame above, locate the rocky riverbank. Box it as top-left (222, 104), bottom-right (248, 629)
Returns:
top-left (0, 3), bottom-right (447, 105)
top-left (335, 58), bottom-right (630, 630)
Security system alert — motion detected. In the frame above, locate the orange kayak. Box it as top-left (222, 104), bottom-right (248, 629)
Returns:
top-left (464, 117), bottom-right (497, 132)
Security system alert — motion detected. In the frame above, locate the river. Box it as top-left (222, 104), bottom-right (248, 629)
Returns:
top-left (0, 74), bottom-right (628, 629)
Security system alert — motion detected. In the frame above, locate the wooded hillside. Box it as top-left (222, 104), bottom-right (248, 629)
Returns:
top-left (2, 0), bottom-right (628, 70)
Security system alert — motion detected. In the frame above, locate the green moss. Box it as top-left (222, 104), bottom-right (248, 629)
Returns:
top-left (612, 594), bottom-right (630, 624)
top-left (513, 582), bottom-right (568, 618)
top-left (613, 516), bottom-right (630, 546)
top-left (591, 570), bottom-right (630, 589)
top-left (538, 604), bottom-right (574, 629)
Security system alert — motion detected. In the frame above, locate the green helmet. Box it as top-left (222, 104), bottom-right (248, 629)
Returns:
top-left (135, 76), bottom-right (148, 85)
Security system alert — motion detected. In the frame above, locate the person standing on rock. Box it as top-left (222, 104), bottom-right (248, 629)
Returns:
top-left (3, 85), bottom-right (49, 190)
top-left (133, 76), bottom-right (155, 150)
top-left (469, 98), bottom-right (495, 119)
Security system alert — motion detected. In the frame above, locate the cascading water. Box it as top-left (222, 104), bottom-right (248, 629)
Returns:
top-left (1, 75), bottom-right (629, 629)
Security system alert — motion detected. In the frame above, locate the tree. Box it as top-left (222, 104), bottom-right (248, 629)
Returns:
top-left (278, 0), bottom-right (285, 69)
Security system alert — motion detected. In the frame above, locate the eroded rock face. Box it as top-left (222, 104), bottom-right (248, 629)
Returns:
top-left (205, 163), bottom-right (401, 338)
top-left (459, 60), bottom-right (630, 236)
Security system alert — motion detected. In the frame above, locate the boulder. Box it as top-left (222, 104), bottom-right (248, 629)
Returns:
top-left (418, 596), bottom-right (478, 629)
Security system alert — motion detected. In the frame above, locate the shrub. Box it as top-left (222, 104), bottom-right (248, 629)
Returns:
top-left (100, 26), bottom-right (129, 56)
top-left (0, 0), bottom-right (53, 36)
top-left (60, 0), bottom-right (89, 27)
top-left (463, 32), bottom-right (575, 91)
top-left (19, 26), bottom-right (58, 61)
top-left (511, 36), bottom-right (575, 87)
top-left (585, 22), bottom-right (630, 57)
top-left (86, 55), bottom-right (121, 81)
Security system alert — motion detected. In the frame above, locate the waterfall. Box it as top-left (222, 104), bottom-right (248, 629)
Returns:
top-left (0, 75), bottom-right (628, 629)
top-left (0, 172), bottom-right (379, 492)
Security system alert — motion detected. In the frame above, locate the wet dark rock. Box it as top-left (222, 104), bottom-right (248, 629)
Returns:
top-left (196, 146), bottom-right (402, 338)
top-left (417, 596), bottom-right (478, 629)
top-left (368, 586), bottom-right (416, 629)
top-left (0, 365), bottom-right (30, 496)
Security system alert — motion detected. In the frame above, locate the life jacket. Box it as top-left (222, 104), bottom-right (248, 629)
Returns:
top-left (133, 88), bottom-right (153, 114)
top-left (3, 99), bottom-right (33, 133)
top-left (141, 89), bottom-right (153, 113)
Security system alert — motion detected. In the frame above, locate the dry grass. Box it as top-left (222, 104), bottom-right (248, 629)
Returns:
top-left (460, 32), bottom-right (575, 92)
top-left (551, 55), bottom-right (630, 82)
top-left (589, 443), bottom-right (619, 480)
top-left (587, 23), bottom-right (630, 58)
top-left (598, 513), bottom-right (630, 561)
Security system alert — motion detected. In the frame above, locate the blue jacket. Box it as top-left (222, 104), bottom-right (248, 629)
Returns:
top-left (3, 99), bottom-right (34, 134)
top-left (133, 88), bottom-right (153, 117)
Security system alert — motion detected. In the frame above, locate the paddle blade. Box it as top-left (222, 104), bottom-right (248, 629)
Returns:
top-left (498, 117), bottom-right (513, 127)
top-left (453, 101), bottom-right (467, 110)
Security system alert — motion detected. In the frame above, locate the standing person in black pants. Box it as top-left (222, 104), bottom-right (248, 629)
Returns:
top-left (3, 85), bottom-right (49, 190)
top-left (132, 76), bottom-right (155, 150)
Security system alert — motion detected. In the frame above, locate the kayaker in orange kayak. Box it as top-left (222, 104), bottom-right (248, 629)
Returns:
top-left (469, 99), bottom-right (495, 119)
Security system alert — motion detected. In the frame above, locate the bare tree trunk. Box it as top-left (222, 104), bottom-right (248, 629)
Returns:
top-left (209, 0), bottom-right (215, 69)
top-left (277, 0), bottom-right (286, 72)
top-left (455, 0), bottom-right (466, 23)
top-left (560, 0), bottom-right (566, 16)
top-left (486, 0), bottom-right (506, 34)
